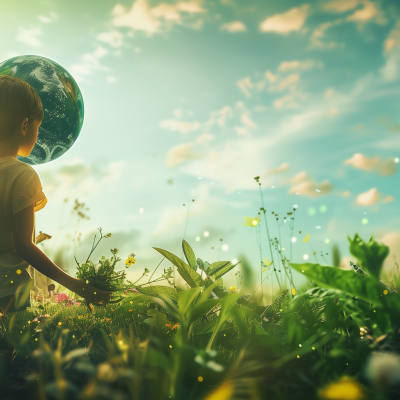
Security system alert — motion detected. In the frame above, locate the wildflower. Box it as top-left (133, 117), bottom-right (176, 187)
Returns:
top-left (243, 215), bottom-right (261, 227)
top-left (129, 309), bottom-right (133, 312)
top-left (204, 379), bottom-right (233, 400)
top-left (171, 323), bottom-right (180, 330)
top-left (106, 318), bottom-right (111, 322)
top-left (264, 257), bottom-right (273, 267)
top-left (291, 288), bottom-right (296, 296)
top-left (230, 286), bottom-right (236, 293)
top-left (165, 324), bottom-right (171, 328)
top-left (16, 269), bottom-right (21, 274)
top-left (125, 256), bottom-right (137, 267)
top-left (58, 322), bottom-right (62, 326)
top-left (318, 376), bottom-right (364, 400)
top-left (198, 376), bottom-right (204, 382)
top-left (54, 293), bottom-right (69, 303)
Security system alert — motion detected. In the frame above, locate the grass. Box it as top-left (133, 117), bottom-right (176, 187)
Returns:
top-left (1, 178), bottom-right (400, 400)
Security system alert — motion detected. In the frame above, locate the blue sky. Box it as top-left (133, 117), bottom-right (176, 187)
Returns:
top-left (1, 0), bottom-right (400, 300)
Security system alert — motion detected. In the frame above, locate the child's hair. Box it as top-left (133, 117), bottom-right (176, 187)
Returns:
top-left (0, 75), bottom-right (44, 142)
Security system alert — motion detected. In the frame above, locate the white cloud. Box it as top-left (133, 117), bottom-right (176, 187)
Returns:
top-left (236, 77), bottom-right (254, 98)
top-left (309, 19), bottom-right (344, 50)
top-left (287, 174), bottom-right (334, 197)
top-left (38, 11), bottom-right (58, 23)
top-left (16, 27), bottom-right (42, 47)
top-left (265, 162), bottom-right (289, 174)
top-left (111, 0), bottom-right (206, 35)
top-left (234, 101), bottom-right (257, 136)
top-left (382, 195), bottom-right (395, 204)
top-left (346, 0), bottom-right (378, 22)
top-left (259, 4), bottom-right (310, 35)
top-left (274, 92), bottom-right (308, 109)
top-left (383, 20), bottom-right (400, 55)
top-left (220, 21), bottom-right (246, 32)
top-left (159, 119), bottom-right (201, 134)
top-left (106, 76), bottom-right (118, 83)
top-left (265, 71), bottom-right (277, 83)
top-left (343, 153), bottom-right (397, 176)
top-left (277, 60), bottom-right (324, 71)
top-left (372, 136), bottom-right (400, 151)
top-left (378, 158), bottom-right (398, 177)
top-left (165, 142), bottom-right (203, 168)
top-left (207, 106), bottom-right (234, 129)
top-left (37, 159), bottom-right (127, 203)
top-left (173, 109), bottom-right (183, 118)
top-left (322, 0), bottom-right (360, 13)
top-left (355, 187), bottom-right (381, 206)
top-left (69, 45), bottom-right (110, 83)
top-left (195, 132), bottom-right (214, 144)
top-left (343, 153), bottom-right (380, 170)
top-left (97, 30), bottom-right (124, 47)
top-left (325, 88), bottom-right (334, 98)
top-left (277, 73), bottom-right (300, 91)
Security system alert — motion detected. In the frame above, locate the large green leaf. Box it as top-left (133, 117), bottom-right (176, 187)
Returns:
top-left (187, 298), bottom-right (220, 327)
top-left (153, 247), bottom-right (203, 288)
top-left (347, 233), bottom-right (389, 281)
top-left (213, 261), bottom-right (241, 280)
top-left (147, 309), bottom-right (173, 329)
top-left (135, 285), bottom-right (179, 304)
top-left (182, 240), bottom-right (198, 271)
top-left (178, 287), bottom-right (202, 316)
top-left (207, 261), bottom-right (231, 277)
top-left (194, 318), bottom-right (231, 336)
top-left (197, 258), bottom-right (210, 272)
top-left (206, 293), bottom-right (242, 350)
top-left (290, 262), bottom-right (385, 307)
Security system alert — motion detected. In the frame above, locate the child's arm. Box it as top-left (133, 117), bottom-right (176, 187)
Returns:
top-left (13, 205), bottom-right (111, 303)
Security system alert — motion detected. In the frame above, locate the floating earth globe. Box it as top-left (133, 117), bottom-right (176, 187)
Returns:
top-left (0, 55), bottom-right (84, 165)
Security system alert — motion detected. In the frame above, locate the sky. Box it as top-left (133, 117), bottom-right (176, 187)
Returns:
top-left (1, 0), bottom-right (400, 300)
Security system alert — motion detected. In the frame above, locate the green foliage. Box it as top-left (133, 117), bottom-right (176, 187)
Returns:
top-left (152, 246), bottom-right (203, 288)
top-left (135, 285), bottom-right (179, 304)
top-left (331, 243), bottom-right (341, 267)
top-left (2, 231), bottom-right (400, 400)
top-left (347, 233), bottom-right (389, 280)
top-left (290, 262), bottom-right (386, 307)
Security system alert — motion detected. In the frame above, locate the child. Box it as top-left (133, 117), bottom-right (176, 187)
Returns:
top-left (0, 75), bottom-right (111, 314)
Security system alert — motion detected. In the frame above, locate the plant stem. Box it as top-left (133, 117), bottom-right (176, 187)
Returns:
top-left (258, 184), bottom-right (282, 291)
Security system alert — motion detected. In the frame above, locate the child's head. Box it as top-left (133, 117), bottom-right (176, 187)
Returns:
top-left (0, 75), bottom-right (44, 143)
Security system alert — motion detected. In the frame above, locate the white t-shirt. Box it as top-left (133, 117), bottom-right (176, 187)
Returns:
top-left (0, 156), bottom-right (47, 298)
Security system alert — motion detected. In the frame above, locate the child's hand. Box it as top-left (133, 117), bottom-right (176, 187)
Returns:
top-left (72, 279), bottom-right (112, 304)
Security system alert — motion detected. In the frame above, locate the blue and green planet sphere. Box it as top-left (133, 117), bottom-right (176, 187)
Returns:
top-left (0, 55), bottom-right (84, 165)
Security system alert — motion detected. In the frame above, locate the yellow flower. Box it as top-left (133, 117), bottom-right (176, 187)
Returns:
top-left (303, 234), bottom-right (310, 243)
top-left (291, 288), bottom-right (296, 296)
top-left (198, 376), bottom-right (204, 382)
top-left (230, 286), bottom-right (236, 293)
top-left (318, 376), bottom-right (364, 400)
top-left (204, 379), bottom-right (234, 400)
top-left (243, 215), bottom-right (261, 227)
top-left (264, 257), bottom-right (273, 267)
top-left (16, 269), bottom-right (21, 274)
top-left (383, 290), bottom-right (388, 295)
top-left (58, 322), bottom-right (62, 326)
top-left (125, 256), bottom-right (137, 267)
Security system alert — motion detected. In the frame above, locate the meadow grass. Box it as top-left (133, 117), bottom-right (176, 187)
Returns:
top-left (1, 179), bottom-right (400, 400)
